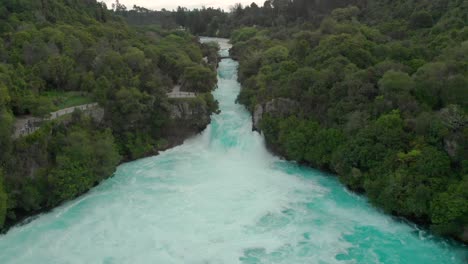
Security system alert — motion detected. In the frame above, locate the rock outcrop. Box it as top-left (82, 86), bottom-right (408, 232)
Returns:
top-left (13, 103), bottom-right (104, 139)
top-left (462, 226), bottom-right (468, 243)
top-left (252, 98), bottom-right (300, 131)
top-left (160, 98), bottom-right (213, 150)
top-left (439, 105), bottom-right (467, 160)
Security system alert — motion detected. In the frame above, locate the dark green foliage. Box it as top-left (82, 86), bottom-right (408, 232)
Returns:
top-left (413, 62), bottom-right (448, 109)
top-left (0, 0), bottom-right (466, 244)
top-left (119, 0), bottom-right (365, 37)
top-left (183, 65), bottom-right (217, 92)
top-left (122, 132), bottom-right (155, 160)
top-left (49, 125), bottom-right (120, 204)
top-left (232, 27), bottom-right (259, 43)
top-left (0, 0), bottom-right (218, 229)
top-left (232, 0), bottom-right (468, 242)
top-left (0, 109), bottom-right (13, 163)
top-left (431, 176), bottom-right (468, 236)
top-left (410, 11), bottom-right (434, 29)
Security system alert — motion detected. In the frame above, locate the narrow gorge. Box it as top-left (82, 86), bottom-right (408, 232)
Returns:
top-left (0, 38), bottom-right (465, 264)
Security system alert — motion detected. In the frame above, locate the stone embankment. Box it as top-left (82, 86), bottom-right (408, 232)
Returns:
top-left (13, 103), bottom-right (102, 138)
top-left (167, 85), bottom-right (196, 98)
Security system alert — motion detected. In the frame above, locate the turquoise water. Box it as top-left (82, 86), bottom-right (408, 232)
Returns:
top-left (0, 39), bottom-right (466, 264)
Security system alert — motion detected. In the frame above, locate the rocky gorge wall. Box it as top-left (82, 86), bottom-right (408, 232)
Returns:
top-left (159, 97), bottom-right (214, 151)
top-left (252, 98), bottom-right (300, 132)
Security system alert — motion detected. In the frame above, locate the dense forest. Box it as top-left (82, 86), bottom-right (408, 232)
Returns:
top-left (0, 0), bottom-right (218, 230)
top-left (228, 0), bottom-right (467, 242)
top-left (117, 0), bottom-right (367, 37)
top-left (120, 0), bottom-right (467, 243)
top-left (0, 0), bottom-right (466, 245)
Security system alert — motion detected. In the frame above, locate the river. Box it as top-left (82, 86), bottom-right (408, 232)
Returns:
top-left (0, 38), bottom-right (466, 264)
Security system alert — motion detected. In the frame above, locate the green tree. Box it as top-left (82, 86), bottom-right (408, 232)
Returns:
top-left (410, 11), bottom-right (433, 28)
top-left (413, 62), bottom-right (447, 109)
top-left (91, 129), bottom-right (121, 180)
top-left (331, 6), bottom-right (360, 21)
top-left (378, 70), bottom-right (414, 96)
top-left (441, 74), bottom-right (468, 109)
top-left (431, 176), bottom-right (468, 236)
top-left (49, 127), bottom-right (120, 204)
top-left (30, 96), bottom-right (55, 117)
top-left (304, 128), bottom-right (345, 167)
top-left (49, 156), bottom-right (94, 203)
top-left (110, 87), bottom-right (154, 133)
top-left (263, 45), bottom-right (289, 64)
top-left (41, 55), bottom-right (74, 89)
top-left (231, 27), bottom-right (258, 43)
top-left (182, 65), bottom-right (216, 92)
top-left (124, 47), bottom-right (146, 72)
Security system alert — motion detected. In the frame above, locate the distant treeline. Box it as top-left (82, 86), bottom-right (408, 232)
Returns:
top-left (116, 0), bottom-right (366, 37)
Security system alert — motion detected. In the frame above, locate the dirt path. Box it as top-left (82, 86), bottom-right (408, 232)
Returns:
top-left (167, 85), bottom-right (196, 98)
top-left (13, 103), bottom-right (98, 138)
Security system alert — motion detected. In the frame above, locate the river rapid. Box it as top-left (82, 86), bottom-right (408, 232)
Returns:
top-left (0, 38), bottom-right (466, 264)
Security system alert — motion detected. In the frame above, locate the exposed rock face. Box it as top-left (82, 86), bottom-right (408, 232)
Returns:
top-left (13, 104), bottom-right (104, 139)
top-left (10, 106), bottom-right (105, 180)
top-left (161, 99), bottom-right (212, 150)
top-left (444, 137), bottom-right (459, 158)
top-left (87, 107), bottom-right (105, 123)
top-left (438, 105), bottom-right (467, 131)
top-left (439, 105), bottom-right (467, 160)
top-left (252, 98), bottom-right (300, 131)
top-left (168, 100), bottom-right (210, 126)
top-left (461, 226), bottom-right (468, 243)
top-left (169, 99), bottom-right (211, 126)
top-left (11, 142), bottom-right (49, 180)
top-left (253, 104), bottom-right (264, 131)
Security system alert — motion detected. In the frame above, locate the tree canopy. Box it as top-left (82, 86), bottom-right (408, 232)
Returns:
top-left (0, 0), bottom-right (219, 230)
top-left (229, 0), bottom-right (467, 243)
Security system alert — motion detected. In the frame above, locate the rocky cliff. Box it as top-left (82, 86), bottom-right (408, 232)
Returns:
top-left (10, 94), bottom-right (215, 184)
top-left (252, 98), bottom-right (300, 131)
top-left (160, 97), bottom-right (214, 151)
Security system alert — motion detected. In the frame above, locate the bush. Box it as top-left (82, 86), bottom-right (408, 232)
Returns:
top-left (182, 65), bottom-right (216, 92)
top-left (411, 11), bottom-right (434, 29)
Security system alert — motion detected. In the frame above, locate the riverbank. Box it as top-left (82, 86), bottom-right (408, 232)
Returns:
top-left (230, 17), bottom-right (468, 243)
top-left (242, 93), bottom-right (468, 244)
top-left (241, 83), bottom-right (468, 245)
top-left (1, 38), bottom-right (465, 264)
top-left (0, 34), bottom-right (221, 234)
top-left (3, 97), bottom-right (216, 234)
top-left (253, 127), bottom-right (468, 244)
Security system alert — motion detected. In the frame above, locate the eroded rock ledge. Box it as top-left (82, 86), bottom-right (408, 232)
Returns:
top-left (252, 98), bottom-right (300, 131)
top-left (160, 98), bottom-right (213, 151)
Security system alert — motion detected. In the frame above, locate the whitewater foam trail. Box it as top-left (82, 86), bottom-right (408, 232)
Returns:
top-left (0, 38), bottom-right (466, 264)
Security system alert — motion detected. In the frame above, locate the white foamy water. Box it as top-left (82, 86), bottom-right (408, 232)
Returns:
top-left (0, 39), bottom-right (466, 264)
